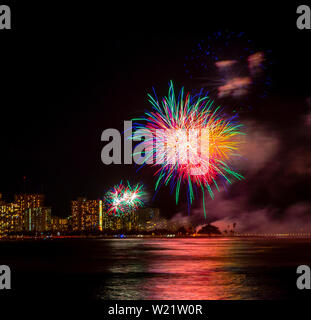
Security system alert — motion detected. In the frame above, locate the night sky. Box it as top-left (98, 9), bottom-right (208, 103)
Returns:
top-left (1, 2), bottom-right (311, 228)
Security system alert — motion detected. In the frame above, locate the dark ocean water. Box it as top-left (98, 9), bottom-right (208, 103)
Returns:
top-left (0, 238), bottom-right (310, 300)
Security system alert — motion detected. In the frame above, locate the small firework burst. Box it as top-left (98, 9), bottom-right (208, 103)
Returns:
top-left (105, 181), bottom-right (144, 216)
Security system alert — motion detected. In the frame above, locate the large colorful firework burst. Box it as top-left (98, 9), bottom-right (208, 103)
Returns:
top-left (133, 81), bottom-right (244, 217)
top-left (104, 181), bottom-right (144, 216)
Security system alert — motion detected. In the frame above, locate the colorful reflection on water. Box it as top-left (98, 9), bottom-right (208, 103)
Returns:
top-left (96, 238), bottom-right (311, 300)
top-left (2, 238), bottom-right (311, 300)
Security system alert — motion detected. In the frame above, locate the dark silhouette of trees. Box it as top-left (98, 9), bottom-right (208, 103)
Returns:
top-left (198, 224), bottom-right (221, 235)
top-left (177, 226), bottom-right (187, 235)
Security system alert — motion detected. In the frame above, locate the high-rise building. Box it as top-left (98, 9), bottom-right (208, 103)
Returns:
top-left (51, 216), bottom-right (69, 233)
top-left (14, 194), bottom-right (45, 210)
top-left (136, 207), bottom-right (160, 231)
top-left (0, 199), bottom-right (20, 236)
top-left (103, 211), bottom-right (138, 232)
top-left (71, 198), bottom-right (103, 231)
top-left (0, 194), bottom-right (52, 235)
top-left (26, 207), bottom-right (51, 232)
top-left (13, 194), bottom-right (51, 232)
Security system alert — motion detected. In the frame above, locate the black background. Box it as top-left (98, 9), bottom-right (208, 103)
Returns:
top-left (0, 0), bottom-right (311, 312)
top-left (0, 1), bottom-right (310, 219)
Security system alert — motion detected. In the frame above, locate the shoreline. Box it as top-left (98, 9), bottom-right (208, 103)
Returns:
top-left (1, 234), bottom-right (311, 241)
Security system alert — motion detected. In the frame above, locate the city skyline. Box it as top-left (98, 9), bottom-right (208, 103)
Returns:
top-left (1, 7), bottom-right (311, 224)
top-left (0, 190), bottom-right (166, 236)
